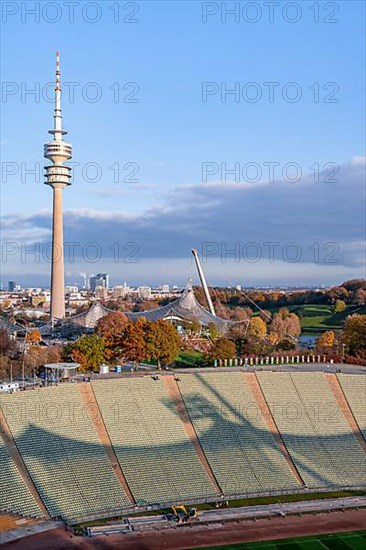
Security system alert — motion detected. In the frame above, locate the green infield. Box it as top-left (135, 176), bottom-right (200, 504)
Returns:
top-left (195, 530), bottom-right (366, 550)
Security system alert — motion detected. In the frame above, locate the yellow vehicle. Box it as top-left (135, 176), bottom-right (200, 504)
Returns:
top-left (171, 505), bottom-right (197, 523)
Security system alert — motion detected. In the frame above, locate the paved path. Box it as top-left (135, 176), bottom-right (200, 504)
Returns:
top-left (0, 521), bottom-right (63, 545)
top-left (199, 496), bottom-right (366, 523)
top-left (175, 364), bottom-right (366, 375)
top-left (70, 363), bottom-right (366, 382)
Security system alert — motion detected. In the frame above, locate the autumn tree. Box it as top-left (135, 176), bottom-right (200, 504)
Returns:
top-left (0, 329), bottom-right (19, 380)
top-left (334, 299), bottom-right (346, 313)
top-left (0, 329), bottom-right (18, 358)
top-left (267, 332), bottom-right (280, 346)
top-left (70, 334), bottom-right (105, 373)
top-left (342, 314), bottom-right (366, 356)
top-left (23, 347), bottom-right (47, 373)
top-left (328, 286), bottom-right (348, 302)
top-left (145, 320), bottom-right (180, 368)
top-left (229, 307), bottom-right (252, 321)
top-left (96, 311), bottom-right (128, 337)
top-left (270, 308), bottom-right (301, 340)
top-left (258, 309), bottom-right (272, 323)
top-left (0, 355), bottom-right (14, 382)
top-left (120, 318), bottom-right (147, 367)
top-left (354, 288), bottom-right (366, 306)
top-left (227, 323), bottom-right (248, 356)
top-left (207, 337), bottom-right (236, 361)
top-left (45, 345), bottom-right (62, 364)
top-left (247, 317), bottom-right (267, 340)
top-left (26, 330), bottom-right (41, 345)
top-left (96, 311), bottom-right (128, 363)
top-left (316, 330), bottom-right (336, 350)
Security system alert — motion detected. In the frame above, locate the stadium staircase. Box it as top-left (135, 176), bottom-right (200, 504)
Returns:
top-left (78, 383), bottom-right (136, 505)
top-left (245, 372), bottom-right (305, 486)
top-left (325, 373), bottom-right (366, 452)
top-left (162, 375), bottom-right (222, 494)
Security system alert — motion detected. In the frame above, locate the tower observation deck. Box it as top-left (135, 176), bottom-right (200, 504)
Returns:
top-left (44, 52), bottom-right (72, 320)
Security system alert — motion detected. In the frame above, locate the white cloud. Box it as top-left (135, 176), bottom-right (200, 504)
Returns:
top-left (1, 158), bottom-right (365, 285)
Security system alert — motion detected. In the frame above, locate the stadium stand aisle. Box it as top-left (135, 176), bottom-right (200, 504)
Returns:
top-left (0, 434), bottom-right (43, 518)
top-left (337, 374), bottom-right (366, 439)
top-left (0, 386), bottom-right (131, 520)
top-left (92, 378), bottom-right (218, 506)
top-left (178, 372), bottom-right (301, 495)
top-left (258, 372), bottom-right (366, 488)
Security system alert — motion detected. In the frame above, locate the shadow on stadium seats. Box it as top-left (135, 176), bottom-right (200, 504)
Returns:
top-left (161, 373), bottom-right (365, 490)
top-left (1, 375), bottom-right (365, 521)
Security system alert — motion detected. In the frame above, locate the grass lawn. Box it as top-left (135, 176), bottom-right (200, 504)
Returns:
top-left (194, 531), bottom-right (366, 550)
top-left (175, 350), bottom-right (204, 367)
top-left (296, 304), bottom-right (364, 331)
top-left (256, 304), bottom-right (365, 331)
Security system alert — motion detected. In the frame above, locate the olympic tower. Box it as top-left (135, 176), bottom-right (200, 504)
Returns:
top-left (44, 52), bottom-right (72, 320)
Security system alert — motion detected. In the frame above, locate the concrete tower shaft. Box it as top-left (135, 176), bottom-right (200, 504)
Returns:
top-left (44, 52), bottom-right (72, 320)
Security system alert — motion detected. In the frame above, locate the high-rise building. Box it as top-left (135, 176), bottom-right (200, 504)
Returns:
top-left (44, 52), bottom-right (72, 320)
top-left (95, 286), bottom-right (109, 300)
top-left (112, 285), bottom-right (130, 299)
top-left (90, 273), bottom-right (110, 293)
top-left (8, 281), bottom-right (16, 292)
top-left (138, 285), bottom-right (151, 299)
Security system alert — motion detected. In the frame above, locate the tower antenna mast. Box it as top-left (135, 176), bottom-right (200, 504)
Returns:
top-left (191, 249), bottom-right (216, 316)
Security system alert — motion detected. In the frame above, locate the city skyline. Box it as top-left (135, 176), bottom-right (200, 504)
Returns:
top-left (1, 1), bottom-right (365, 287)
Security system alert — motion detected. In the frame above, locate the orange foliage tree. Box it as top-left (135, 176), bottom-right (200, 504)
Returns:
top-left (96, 311), bottom-right (128, 364)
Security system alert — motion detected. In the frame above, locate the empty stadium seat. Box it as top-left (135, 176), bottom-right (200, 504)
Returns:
top-left (0, 386), bottom-right (131, 520)
top-left (92, 378), bottom-right (217, 506)
top-left (0, 435), bottom-right (43, 518)
top-left (337, 374), bottom-right (366, 439)
top-left (257, 372), bottom-right (366, 488)
top-left (178, 372), bottom-right (300, 496)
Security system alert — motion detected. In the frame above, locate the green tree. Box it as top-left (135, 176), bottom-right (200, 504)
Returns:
top-left (190, 319), bottom-right (201, 335)
top-left (342, 314), bottom-right (366, 356)
top-left (207, 322), bottom-right (220, 340)
top-left (207, 337), bottom-right (236, 361)
top-left (70, 334), bottom-right (105, 373)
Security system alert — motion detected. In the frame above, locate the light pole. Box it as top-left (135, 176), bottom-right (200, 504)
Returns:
top-left (341, 343), bottom-right (346, 363)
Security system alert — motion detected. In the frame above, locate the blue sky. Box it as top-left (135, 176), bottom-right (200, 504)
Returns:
top-left (1, 1), bottom-right (365, 287)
